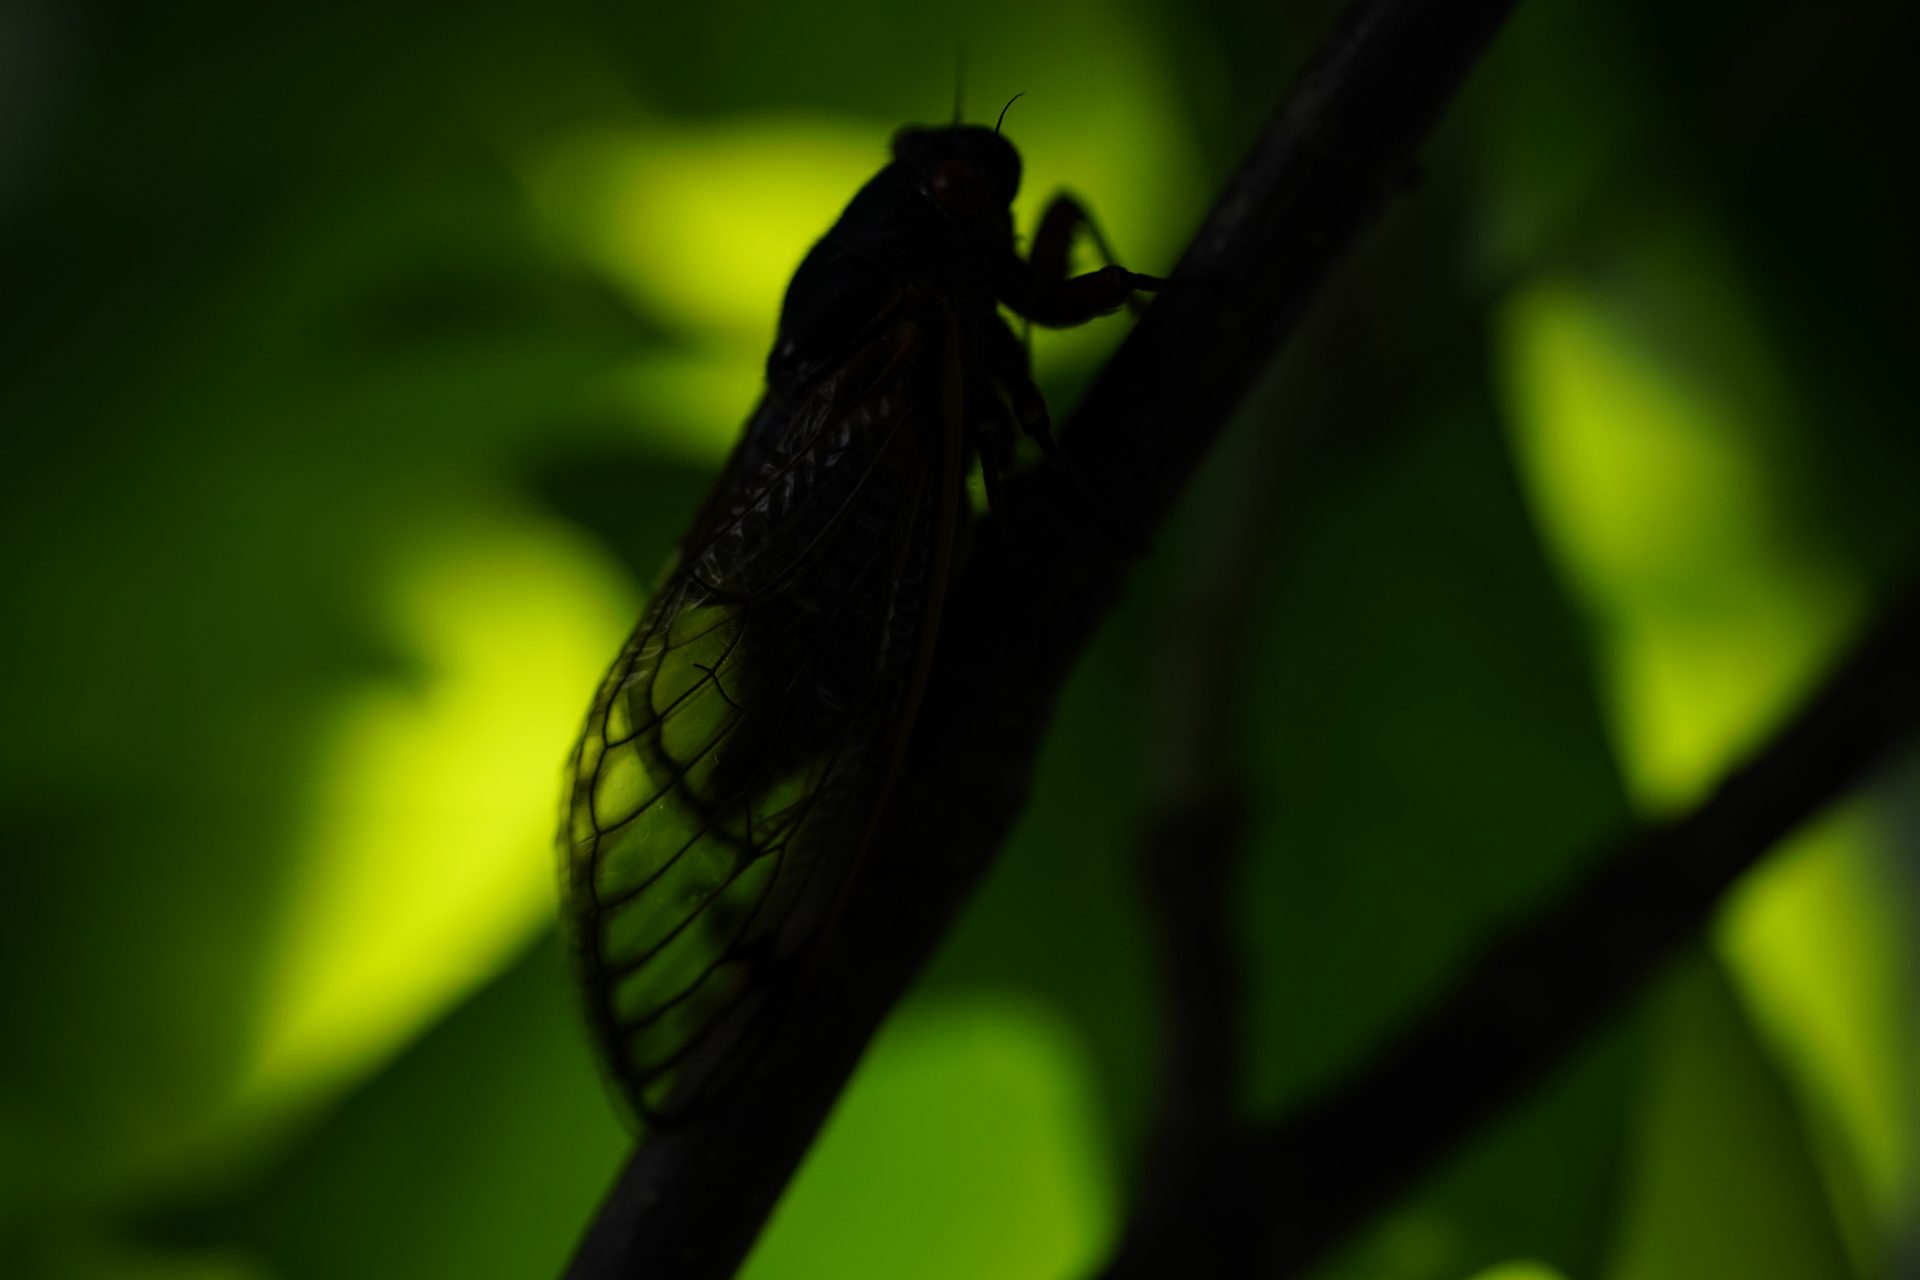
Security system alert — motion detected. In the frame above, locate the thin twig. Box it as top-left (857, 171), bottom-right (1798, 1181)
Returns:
top-left (565, 0), bottom-right (1524, 1274)
top-left (1126, 794), bottom-right (1259, 1268)
top-left (1124, 375), bottom-right (1307, 1256)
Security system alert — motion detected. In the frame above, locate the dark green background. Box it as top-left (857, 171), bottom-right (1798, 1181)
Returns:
top-left (3, 0), bottom-right (1916, 1276)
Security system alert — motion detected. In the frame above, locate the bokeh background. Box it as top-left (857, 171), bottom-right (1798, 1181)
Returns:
top-left (4, 0), bottom-right (1917, 1276)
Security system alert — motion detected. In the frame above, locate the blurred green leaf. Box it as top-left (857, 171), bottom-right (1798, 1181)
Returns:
top-left (166, 935), bottom-right (626, 1280)
top-left (745, 997), bottom-right (1115, 1280)
top-left (1499, 196), bottom-right (1917, 1263)
top-left (1607, 955), bottom-right (1856, 1280)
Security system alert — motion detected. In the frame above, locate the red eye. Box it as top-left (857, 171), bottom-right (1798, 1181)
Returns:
top-left (930, 158), bottom-right (991, 217)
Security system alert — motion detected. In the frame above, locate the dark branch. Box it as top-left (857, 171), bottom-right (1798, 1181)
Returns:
top-left (1098, 576), bottom-right (1920, 1277)
top-left (566, 0), bottom-right (1523, 1274)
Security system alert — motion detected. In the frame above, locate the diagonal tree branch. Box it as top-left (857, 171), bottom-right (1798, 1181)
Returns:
top-left (566, 0), bottom-right (1524, 1274)
top-left (1098, 577), bottom-right (1920, 1278)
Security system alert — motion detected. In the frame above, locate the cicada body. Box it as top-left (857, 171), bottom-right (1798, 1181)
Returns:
top-left (561, 121), bottom-right (1158, 1127)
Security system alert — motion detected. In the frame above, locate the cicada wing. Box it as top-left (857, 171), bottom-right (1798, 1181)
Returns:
top-left (561, 317), bottom-right (945, 1126)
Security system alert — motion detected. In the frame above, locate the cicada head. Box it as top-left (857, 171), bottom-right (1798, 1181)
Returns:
top-left (813, 122), bottom-right (1024, 289)
top-left (889, 124), bottom-right (1022, 222)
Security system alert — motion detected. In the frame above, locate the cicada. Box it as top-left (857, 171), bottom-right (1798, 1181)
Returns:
top-left (561, 117), bottom-right (1158, 1126)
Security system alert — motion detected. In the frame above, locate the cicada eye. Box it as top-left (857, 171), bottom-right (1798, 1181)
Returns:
top-left (930, 158), bottom-right (992, 217)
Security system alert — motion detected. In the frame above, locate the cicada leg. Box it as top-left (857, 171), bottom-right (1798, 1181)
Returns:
top-left (1006, 193), bottom-right (1166, 327)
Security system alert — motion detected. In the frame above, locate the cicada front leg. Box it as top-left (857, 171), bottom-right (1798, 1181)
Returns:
top-left (1011, 193), bottom-right (1165, 327)
top-left (978, 195), bottom-right (1162, 548)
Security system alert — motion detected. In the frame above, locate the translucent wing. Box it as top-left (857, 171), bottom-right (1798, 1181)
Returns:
top-left (561, 318), bottom-right (950, 1125)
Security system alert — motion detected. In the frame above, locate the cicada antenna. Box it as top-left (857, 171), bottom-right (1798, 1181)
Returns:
top-left (995, 91), bottom-right (1024, 135)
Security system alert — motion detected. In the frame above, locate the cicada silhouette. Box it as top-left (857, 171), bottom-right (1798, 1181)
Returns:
top-left (561, 114), bottom-right (1159, 1126)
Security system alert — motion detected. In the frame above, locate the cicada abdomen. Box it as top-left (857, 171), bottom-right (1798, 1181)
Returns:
top-left (561, 119), bottom-right (1158, 1127)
